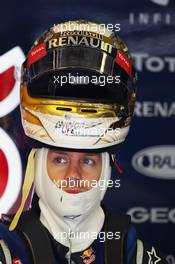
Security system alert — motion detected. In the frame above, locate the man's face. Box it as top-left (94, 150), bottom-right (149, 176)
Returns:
top-left (47, 150), bottom-right (102, 193)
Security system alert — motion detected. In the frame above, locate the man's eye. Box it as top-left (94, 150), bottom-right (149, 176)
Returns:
top-left (54, 157), bottom-right (66, 164)
top-left (83, 158), bottom-right (94, 165)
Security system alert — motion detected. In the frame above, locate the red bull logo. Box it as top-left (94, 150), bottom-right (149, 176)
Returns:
top-left (12, 258), bottom-right (22, 264)
top-left (81, 247), bottom-right (96, 264)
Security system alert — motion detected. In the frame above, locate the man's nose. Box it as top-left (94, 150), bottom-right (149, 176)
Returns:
top-left (64, 162), bottom-right (82, 181)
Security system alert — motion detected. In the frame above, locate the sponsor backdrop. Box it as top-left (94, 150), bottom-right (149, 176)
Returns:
top-left (0, 0), bottom-right (175, 260)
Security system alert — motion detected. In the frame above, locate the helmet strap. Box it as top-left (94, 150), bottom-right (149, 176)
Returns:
top-left (9, 148), bottom-right (37, 231)
top-left (110, 154), bottom-right (123, 174)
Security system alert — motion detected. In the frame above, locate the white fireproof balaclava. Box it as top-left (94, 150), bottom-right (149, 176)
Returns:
top-left (34, 148), bottom-right (111, 253)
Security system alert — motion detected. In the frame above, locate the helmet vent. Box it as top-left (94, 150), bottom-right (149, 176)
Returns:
top-left (56, 107), bottom-right (72, 111)
top-left (81, 109), bottom-right (97, 113)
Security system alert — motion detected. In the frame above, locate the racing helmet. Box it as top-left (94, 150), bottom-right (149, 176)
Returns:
top-left (20, 20), bottom-right (137, 153)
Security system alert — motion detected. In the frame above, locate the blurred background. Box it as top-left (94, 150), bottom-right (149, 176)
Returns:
top-left (0, 0), bottom-right (175, 260)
